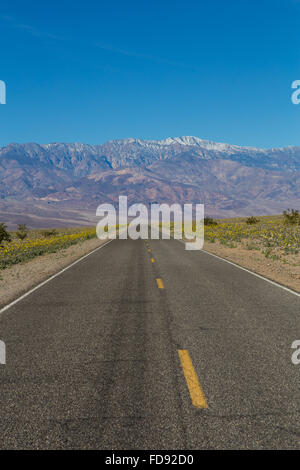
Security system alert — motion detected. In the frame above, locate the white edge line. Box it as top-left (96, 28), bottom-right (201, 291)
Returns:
top-left (177, 239), bottom-right (300, 298)
top-left (0, 238), bottom-right (113, 317)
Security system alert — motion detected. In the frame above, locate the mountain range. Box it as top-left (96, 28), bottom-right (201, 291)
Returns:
top-left (1, 136), bottom-right (300, 228)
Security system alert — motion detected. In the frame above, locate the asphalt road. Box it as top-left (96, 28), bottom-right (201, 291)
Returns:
top-left (0, 238), bottom-right (299, 449)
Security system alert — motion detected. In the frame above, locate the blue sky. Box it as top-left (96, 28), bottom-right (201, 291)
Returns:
top-left (0, 0), bottom-right (300, 148)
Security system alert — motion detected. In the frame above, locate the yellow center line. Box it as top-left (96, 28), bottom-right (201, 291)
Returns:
top-left (178, 350), bottom-right (208, 408)
top-left (156, 278), bottom-right (164, 289)
top-left (151, 258), bottom-right (155, 263)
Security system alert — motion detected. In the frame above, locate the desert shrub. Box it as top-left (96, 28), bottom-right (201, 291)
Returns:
top-left (40, 228), bottom-right (57, 237)
top-left (283, 209), bottom-right (299, 225)
top-left (0, 223), bottom-right (11, 245)
top-left (16, 224), bottom-right (28, 240)
top-left (246, 216), bottom-right (259, 225)
top-left (204, 216), bottom-right (218, 226)
top-left (263, 247), bottom-right (273, 258)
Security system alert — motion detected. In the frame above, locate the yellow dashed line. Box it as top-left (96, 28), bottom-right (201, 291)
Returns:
top-left (151, 258), bottom-right (155, 263)
top-left (178, 350), bottom-right (208, 408)
top-left (156, 278), bottom-right (164, 289)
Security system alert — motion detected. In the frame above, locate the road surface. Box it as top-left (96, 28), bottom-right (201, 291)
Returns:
top-left (0, 238), bottom-right (299, 449)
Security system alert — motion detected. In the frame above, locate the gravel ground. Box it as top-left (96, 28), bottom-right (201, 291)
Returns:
top-left (0, 237), bottom-right (107, 308)
top-left (204, 241), bottom-right (300, 293)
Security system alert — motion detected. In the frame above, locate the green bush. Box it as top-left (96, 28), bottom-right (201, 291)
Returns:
top-left (0, 223), bottom-right (11, 245)
top-left (283, 209), bottom-right (299, 225)
top-left (204, 216), bottom-right (218, 226)
top-left (16, 224), bottom-right (28, 240)
top-left (246, 216), bottom-right (259, 225)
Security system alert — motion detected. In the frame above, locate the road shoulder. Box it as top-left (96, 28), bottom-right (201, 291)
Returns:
top-left (204, 241), bottom-right (300, 293)
top-left (0, 237), bottom-right (107, 308)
